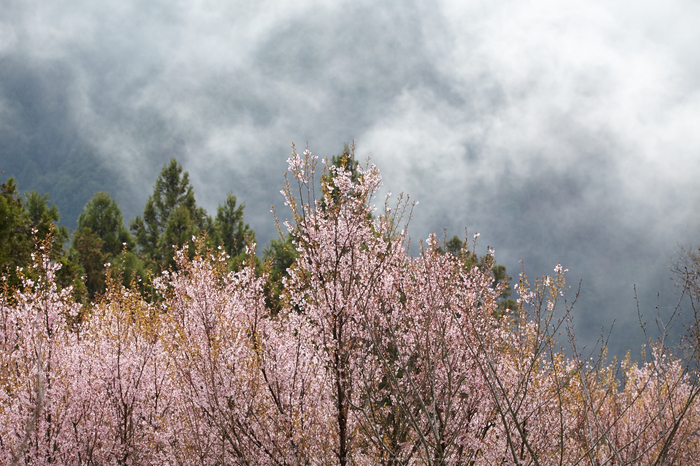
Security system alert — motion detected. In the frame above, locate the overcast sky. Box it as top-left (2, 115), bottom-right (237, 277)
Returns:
top-left (2, 0), bottom-right (700, 356)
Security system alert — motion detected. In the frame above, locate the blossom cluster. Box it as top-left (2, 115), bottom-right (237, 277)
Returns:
top-left (1, 151), bottom-right (698, 464)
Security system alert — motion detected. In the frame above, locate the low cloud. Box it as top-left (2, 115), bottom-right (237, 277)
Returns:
top-left (1, 0), bottom-right (699, 355)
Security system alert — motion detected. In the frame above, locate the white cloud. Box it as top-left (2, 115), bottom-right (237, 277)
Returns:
top-left (3, 0), bottom-right (700, 355)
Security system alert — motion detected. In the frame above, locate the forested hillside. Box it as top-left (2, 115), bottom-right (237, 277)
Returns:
top-left (0, 60), bottom-right (133, 228)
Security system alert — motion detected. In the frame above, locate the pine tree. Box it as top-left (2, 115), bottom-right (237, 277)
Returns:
top-left (0, 178), bottom-right (78, 292)
top-left (75, 192), bottom-right (135, 257)
top-left (213, 192), bottom-right (255, 259)
top-left (130, 159), bottom-right (211, 270)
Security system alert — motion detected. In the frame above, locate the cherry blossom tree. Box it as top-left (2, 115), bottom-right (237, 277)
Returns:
top-left (280, 145), bottom-right (405, 464)
top-left (77, 271), bottom-right (172, 464)
top-left (2, 146), bottom-right (700, 465)
top-left (157, 238), bottom-right (331, 464)
top-left (0, 242), bottom-right (80, 464)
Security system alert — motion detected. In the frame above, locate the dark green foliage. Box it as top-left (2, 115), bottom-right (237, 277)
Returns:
top-left (492, 263), bottom-right (516, 314)
top-left (130, 158), bottom-right (212, 270)
top-left (214, 192), bottom-right (255, 259)
top-left (445, 236), bottom-right (465, 257)
top-left (327, 143), bottom-right (360, 180)
top-left (71, 227), bottom-right (107, 298)
top-left (69, 192), bottom-right (144, 299)
top-left (24, 191), bottom-right (70, 254)
top-left (321, 143), bottom-right (362, 212)
top-left (264, 234), bottom-right (297, 276)
top-left (76, 192), bottom-right (135, 256)
top-left (263, 234), bottom-right (298, 314)
top-left (0, 178), bottom-right (30, 280)
top-left (127, 158), bottom-right (258, 277)
top-left (162, 205), bottom-right (199, 258)
top-left (443, 235), bottom-right (516, 315)
top-left (111, 250), bottom-right (151, 296)
top-left (0, 177), bottom-right (81, 294)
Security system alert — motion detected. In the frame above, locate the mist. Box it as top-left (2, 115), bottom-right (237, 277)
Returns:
top-left (2, 0), bottom-right (699, 356)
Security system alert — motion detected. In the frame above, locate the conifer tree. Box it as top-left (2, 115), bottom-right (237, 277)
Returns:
top-left (75, 192), bottom-right (135, 257)
top-left (0, 178), bottom-right (31, 282)
top-left (130, 159), bottom-right (211, 270)
top-left (71, 192), bottom-right (142, 298)
top-left (213, 192), bottom-right (255, 259)
top-left (320, 142), bottom-right (361, 213)
top-left (0, 178), bottom-right (78, 292)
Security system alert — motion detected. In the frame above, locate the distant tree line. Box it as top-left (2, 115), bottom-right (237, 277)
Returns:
top-left (2, 158), bottom-right (255, 302)
top-left (1, 146), bottom-right (516, 313)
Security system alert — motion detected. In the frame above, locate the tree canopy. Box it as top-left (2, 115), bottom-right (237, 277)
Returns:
top-left (1, 156), bottom-right (257, 301)
top-left (130, 158), bottom-right (210, 268)
top-left (0, 177), bottom-right (75, 291)
top-left (2, 146), bottom-right (698, 464)
top-left (76, 192), bottom-right (135, 257)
